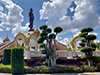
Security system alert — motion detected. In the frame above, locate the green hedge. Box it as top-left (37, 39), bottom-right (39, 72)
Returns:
top-left (93, 56), bottom-right (100, 62)
top-left (0, 64), bottom-right (28, 73)
top-left (80, 64), bottom-right (97, 72)
top-left (11, 47), bottom-right (24, 74)
top-left (0, 64), bottom-right (99, 73)
top-left (24, 65), bottom-right (83, 73)
top-left (2, 49), bottom-right (11, 65)
top-left (0, 64), bottom-right (11, 73)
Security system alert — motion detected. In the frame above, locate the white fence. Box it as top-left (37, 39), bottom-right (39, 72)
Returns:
top-left (30, 50), bottom-right (100, 58)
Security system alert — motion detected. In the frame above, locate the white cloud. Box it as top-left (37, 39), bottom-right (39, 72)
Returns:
top-left (12, 23), bottom-right (29, 36)
top-left (40, 0), bottom-right (100, 35)
top-left (56, 36), bottom-right (59, 40)
top-left (0, 28), bottom-right (3, 31)
top-left (0, 0), bottom-right (23, 30)
top-left (0, 6), bottom-right (3, 11)
top-left (70, 7), bottom-right (74, 12)
top-left (94, 40), bottom-right (100, 43)
top-left (0, 37), bottom-right (3, 43)
top-left (56, 36), bottom-right (62, 40)
top-left (89, 32), bottom-right (98, 36)
top-left (0, 0), bottom-right (30, 36)
top-left (59, 38), bottom-right (70, 45)
top-left (73, 32), bottom-right (81, 37)
top-left (59, 37), bottom-right (62, 39)
top-left (56, 36), bottom-right (70, 45)
top-left (73, 32), bottom-right (98, 38)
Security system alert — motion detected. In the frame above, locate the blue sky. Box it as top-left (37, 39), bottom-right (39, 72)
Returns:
top-left (0, 0), bottom-right (100, 46)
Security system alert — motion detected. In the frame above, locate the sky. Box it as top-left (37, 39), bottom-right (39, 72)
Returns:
top-left (0, 0), bottom-right (100, 47)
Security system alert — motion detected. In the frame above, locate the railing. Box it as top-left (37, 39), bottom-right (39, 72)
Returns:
top-left (30, 50), bottom-right (100, 58)
top-left (30, 51), bottom-right (46, 57)
top-left (93, 51), bottom-right (100, 56)
top-left (56, 50), bottom-right (68, 57)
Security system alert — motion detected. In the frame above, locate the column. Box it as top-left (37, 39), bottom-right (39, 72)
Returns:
top-left (24, 42), bottom-right (31, 59)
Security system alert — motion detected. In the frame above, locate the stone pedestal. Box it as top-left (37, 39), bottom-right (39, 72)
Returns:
top-left (28, 31), bottom-right (34, 35)
top-left (29, 29), bottom-right (34, 31)
top-left (72, 52), bottom-right (77, 57)
top-left (24, 51), bottom-right (31, 59)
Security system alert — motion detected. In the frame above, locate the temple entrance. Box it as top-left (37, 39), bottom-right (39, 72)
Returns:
top-left (13, 32), bottom-right (27, 47)
top-left (70, 36), bottom-right (83, 52)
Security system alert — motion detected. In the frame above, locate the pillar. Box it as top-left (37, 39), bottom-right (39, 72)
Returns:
top-left (24, 43), bottom-right (31, 59)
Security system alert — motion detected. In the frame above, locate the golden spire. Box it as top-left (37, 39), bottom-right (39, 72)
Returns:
top-left (36, 26), bottom-right (38, 30)
top-left (3, 35), bottom-right (10, 43)
top-left (34, 22), bottom-right (40, 38)
top-left (35, 22), bottom-right (39, 31)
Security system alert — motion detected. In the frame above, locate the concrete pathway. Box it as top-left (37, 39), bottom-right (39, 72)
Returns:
top-left (0, 72), bottom-right (100, 75)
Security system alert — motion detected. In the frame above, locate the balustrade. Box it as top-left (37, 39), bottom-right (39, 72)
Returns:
top-left (29, 50), bottom-right (100, 58)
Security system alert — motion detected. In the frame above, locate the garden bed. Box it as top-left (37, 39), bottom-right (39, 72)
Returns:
top-left (0, 64), bottom-right (99, 74)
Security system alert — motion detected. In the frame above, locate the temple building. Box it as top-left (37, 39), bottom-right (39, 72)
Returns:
top-left (0, 8), bottom-right (100, 59)
top-left (0, 25), bottom-right (74, 59)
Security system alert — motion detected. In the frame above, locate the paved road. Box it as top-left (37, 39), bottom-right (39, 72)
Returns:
top-left (0, 72), bottom-right (100, 75)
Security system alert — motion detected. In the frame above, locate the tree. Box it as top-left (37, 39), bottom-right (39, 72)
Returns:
top-left (38, 25), bottom-right (63, 67)
top-left (79, 27), bottom-right (97, 66)
top-left (2, 49), bottom-right (11, 65)
top-left (95, 42), bottom-right (100, 50)
top-left (11, 47), bottom-right (24, 74)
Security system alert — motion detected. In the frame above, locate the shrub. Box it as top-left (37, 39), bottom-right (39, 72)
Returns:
top-left (24, 67), bottom-right (35, 74)
top-left (0, 64), bottom-right (11, 73)
top-left (0, 64), bottom-right (28, 73)
top-left (81, 55), bottom-right (92, 59)
top-left (0, 64), bottom-right (99, 73)
top-left (24, 65), bottom-right (79, 73)
top-left (93, 56), bottom-right (100, 62)
top-left (2, 49), bottom-right (11, 65)
top-left (96, 65), bottom-right (100, 72)
top-left (80, 64), bottom-right (97, 72)
top-left (11, 47), bottom-right (24, 74)
top-left (42, 62), bottom-right (48, 66)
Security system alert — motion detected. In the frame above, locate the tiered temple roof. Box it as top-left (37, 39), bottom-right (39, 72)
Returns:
top-left (3, 35), bottom-right (10, 43)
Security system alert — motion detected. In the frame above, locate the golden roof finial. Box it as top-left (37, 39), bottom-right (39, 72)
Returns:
top-left (35, 22), bottom-right (39, 32)
top-left (3, 35), bottom-right (10, 43)
top-left (7, 35), bottom-right (8, 38)
top-left (36, 22), bottom-right (38, 30)
top-left (34, 22), bottom-right (40, 38)
top-left (36, 26), bottom-right (38, 30)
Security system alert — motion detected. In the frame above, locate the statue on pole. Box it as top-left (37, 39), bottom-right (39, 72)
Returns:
top-left (29, 8), bottom-right (34, 31)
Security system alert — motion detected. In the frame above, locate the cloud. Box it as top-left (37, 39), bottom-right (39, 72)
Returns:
top-left (89, 32), bottom-right (98, 36)
top-left (56, 36), bottom-right (59, 40)
top-left (56, 36), bottom-right (62, 40)
top-left (0, 0), bottom-right (29, 36)
top-left (70, 7), bottom-right (74, 12)
top-left (59, 38), bottom-right (70, 45)
top-left (0, 37), bottom-right (3, 43)
top-left (0, 28), bottom-right (3, 31)
top-left (0, 0), bottom-right (23, 30)
top-left (94, 40), bottom-right (100, 43)
top-left (73, 32), bottom-right (98, 38)
top-left (0, 0), bottom-right (30, 36)
top-left (12, 23), bottom-right (29, 36)
top-left (56, 36), bottom-right (69, 45)
top-left (0, 6), bottom-right (3, 11)
top-left (40, 0), bottom-right (100, 35)
top-left (73, 32), bottom-right (81, 37)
